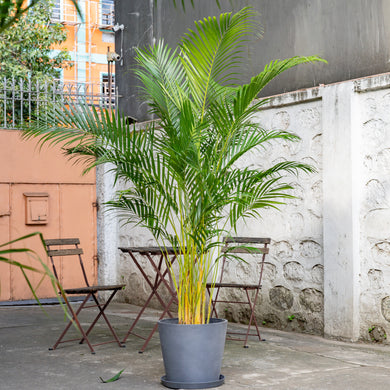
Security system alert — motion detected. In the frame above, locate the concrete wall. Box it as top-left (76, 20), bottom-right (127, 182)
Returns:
top-left (356, 76), bottom-right (390, 343)
top-left (115, 0), bottom-right (390, 121)
top-left (97, 72), bottom-right (390, 342)
top-left (226, 89), bottom-right (324, 335)
top-left (114, 0), bottom-right (154, 122)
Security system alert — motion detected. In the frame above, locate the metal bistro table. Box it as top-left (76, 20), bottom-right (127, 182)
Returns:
top-left (119, 246), bottom-right (180, 353)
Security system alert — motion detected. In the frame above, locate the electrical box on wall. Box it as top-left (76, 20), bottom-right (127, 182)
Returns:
top-left (24, 193), bottom-right (49, 225)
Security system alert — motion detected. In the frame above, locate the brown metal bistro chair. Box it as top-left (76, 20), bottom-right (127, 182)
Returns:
top-left (44, 238), bottom-right (126, 354)
top-left (206, 237), bottom-right (270, 348)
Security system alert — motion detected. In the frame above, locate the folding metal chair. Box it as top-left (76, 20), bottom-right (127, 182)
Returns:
top-left (44, 238), bottom-right (126, 354)
top-left (206, 237), bottom-right (271, 348)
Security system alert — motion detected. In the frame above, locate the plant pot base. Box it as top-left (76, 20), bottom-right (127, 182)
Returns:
top-left (161, 374), bottom-right (225, 389)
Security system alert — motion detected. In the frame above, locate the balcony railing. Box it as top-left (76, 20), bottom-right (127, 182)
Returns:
top-left (0, 77), bottom-right (117, 130)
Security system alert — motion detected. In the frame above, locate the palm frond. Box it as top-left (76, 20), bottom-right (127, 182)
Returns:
top-left (233, 56), bottom-right (327, 119)
top-left (0, 232), bottom-right (68, 315)
top-left (135, 43), bottom-right (187, 124)
top-left (180, 6), bottom-right (261, 117)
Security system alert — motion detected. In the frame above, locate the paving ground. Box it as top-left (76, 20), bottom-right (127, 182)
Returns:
top-left (2, 302), bottom-right (390, 389)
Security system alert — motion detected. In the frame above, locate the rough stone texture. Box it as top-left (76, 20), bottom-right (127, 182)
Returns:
top-left (381, 297), bottom-right (390, 322)
top-left (283, 262), bottom-right (305, 282)
top-left (284, 313), bottom-right (307, 333)
top-left (223, 306), bottom-right (252, 325)
top-left (262, 262), bottom-right (277, 283)
top-left (300, 240), bottom-right (323, 258)
top-left (299, 288), bottom-right (324, 313)
top-left (273, 241), bottom-right (294, 259)
top-left (368, 269), bottom-right (384, 290)
top-left (260, 312), bottom-right (282, 329)
top-left (368, 325), bottom-right (388, 343)
top-left (269, 286), bottom-right (294, 310)
top-left (311, 264), bottom-right (324, 285)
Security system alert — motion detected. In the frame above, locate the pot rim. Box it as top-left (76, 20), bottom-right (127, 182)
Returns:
top-left (158, 318), bottom-right (227, 327)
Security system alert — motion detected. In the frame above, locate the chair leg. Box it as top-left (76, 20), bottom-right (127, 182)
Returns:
top-left (81, 290), bottom-right (124, 348)
top-left (207, 286), bottom-right (221, 318)
top-left (50, 294), bottom-right (96, 354)
top-left (243, 288), bottom-right (263, 348)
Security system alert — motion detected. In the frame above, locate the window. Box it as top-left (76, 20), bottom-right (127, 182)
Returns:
top-left (101, 73), bottom-right (115, 105)
top-left (101, 0), bottom-right (114, 27)
top-left (51, 0), bottom-right (62, 21)
top-left (55, 68), bottom-right (64, 82)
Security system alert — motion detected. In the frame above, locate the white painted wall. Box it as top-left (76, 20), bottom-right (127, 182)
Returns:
top-left (97, 73), bottom-right (390, 342)
top-left (356, 75), bottom-right (390, 342)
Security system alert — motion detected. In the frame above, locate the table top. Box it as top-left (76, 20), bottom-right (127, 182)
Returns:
top-left (119, 243), bottom-right (268, 256)
top-left (119, 246), bottom-right (181, 255)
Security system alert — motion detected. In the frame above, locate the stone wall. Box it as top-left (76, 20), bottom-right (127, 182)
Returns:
top-left (220, 96), bottom-right (324, 334)
top-left (97, 72), bottom-right (390, 342)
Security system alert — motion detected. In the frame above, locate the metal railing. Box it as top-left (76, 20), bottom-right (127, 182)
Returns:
top-left (0, 77), bottom-right (117, 129)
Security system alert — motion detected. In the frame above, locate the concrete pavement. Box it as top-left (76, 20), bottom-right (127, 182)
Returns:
top-left (1, 302), bottom-right (390, 389)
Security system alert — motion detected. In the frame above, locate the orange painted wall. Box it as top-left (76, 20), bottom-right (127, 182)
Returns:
top-left (0, 0), bottom-right (112, 301)
top-left (0, 129), bottom-right (97, 301)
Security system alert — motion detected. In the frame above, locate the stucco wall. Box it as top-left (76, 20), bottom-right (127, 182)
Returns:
top-left (221, 95), bottom-right (324, 334)
top-left (97, 73), bottom-right (390, 341)
top-left (358, 82), bottom-right (390, 342)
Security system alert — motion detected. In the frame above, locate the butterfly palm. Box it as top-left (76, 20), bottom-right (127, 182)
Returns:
top-left (23, 7), bottom-right (325, 324)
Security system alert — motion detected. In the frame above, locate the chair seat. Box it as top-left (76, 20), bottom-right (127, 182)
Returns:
top-left (207, 282), bottom-right (262, 290)
top-left (64, 284), bottom-right (125, 295)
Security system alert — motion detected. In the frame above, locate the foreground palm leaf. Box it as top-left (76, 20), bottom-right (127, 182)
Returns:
top-left (23, 7), bottom-right (325, 324)
top-left (0, 232), bottom-right (67, 314)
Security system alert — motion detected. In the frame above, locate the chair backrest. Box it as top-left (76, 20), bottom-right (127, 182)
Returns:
top-left (44, 238), bottom-right (90, 287)
top-left (219, 237), bottom-right (271, 287)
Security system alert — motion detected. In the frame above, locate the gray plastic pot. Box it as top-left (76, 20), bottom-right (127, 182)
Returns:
top-left (158, 318), bottom-right (228, 389)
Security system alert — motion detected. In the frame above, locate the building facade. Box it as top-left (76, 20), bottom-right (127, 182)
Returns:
top-left (51, 0), bottom-right (116, 99)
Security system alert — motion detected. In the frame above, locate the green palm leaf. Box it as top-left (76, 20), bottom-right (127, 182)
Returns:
top-left (0, 232), bottom-right (68, 315)
top-left (180, 7), bottom-right (261, 117)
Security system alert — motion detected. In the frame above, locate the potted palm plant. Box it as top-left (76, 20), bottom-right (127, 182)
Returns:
top-left (23, 6), bottom-right (325, 388)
